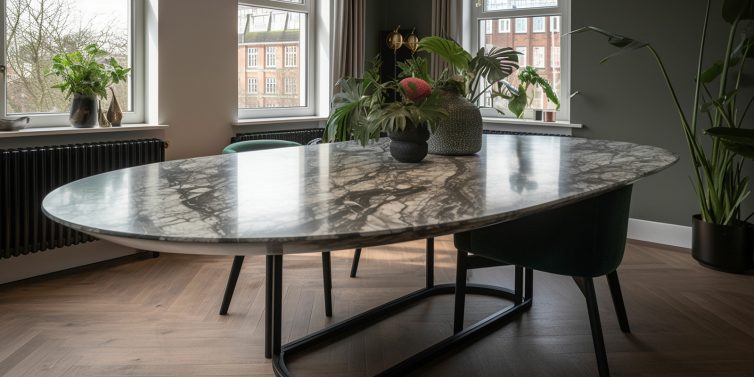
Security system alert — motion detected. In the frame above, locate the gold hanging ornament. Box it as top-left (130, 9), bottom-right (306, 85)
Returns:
top-left (386, 26), bottom-right (404, 51)
top-left (405, 29), bottom-right (419, 54)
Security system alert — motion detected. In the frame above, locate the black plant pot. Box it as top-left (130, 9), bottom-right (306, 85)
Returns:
top-left (69, 94), bottom-right (98, 128)
top-left (388, 123), bottom-right (430, 163)
top-left (691, 214), bottom-right (754, 273)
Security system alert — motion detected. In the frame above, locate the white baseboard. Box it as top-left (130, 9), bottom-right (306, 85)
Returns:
top-left (0, 241), bottom-right (137, 285)
top-left (627, 218), bottom-right (691, 249)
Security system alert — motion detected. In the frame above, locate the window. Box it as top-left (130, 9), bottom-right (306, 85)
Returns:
top-left (284, 77), bottom-right (296, 94)
top-left (248, 77), bottom-right (258, 94)
top-left (1, 0), bottom-right (144, 127)
top-left (266, 47), bottom-right (277, 67)
top-left (533, 46), bottom-right (545, 67)
top-left (285, 46), bottom-right (297, 67)
top-left (498, 19), bottom-right (510, 33)
top-left (238, 1), bottom-right (312, 116)
top-left (247, 48), bottom-right (259, 67)
top-left (515, 47), bottom-right (528, 66)
top-left (485, 20), bottom-right (493, 34)
top-left (265, 77), bottom-right (277, 94)
top-left (533, 17), bottom-right (545, 32)
top-left (551, 46), bottom-right (560, 68)
top-left (474, 0), bottom-right (569, 119)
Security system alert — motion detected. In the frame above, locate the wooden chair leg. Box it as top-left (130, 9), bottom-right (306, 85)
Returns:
top-left (350, 249), bottom-right (362, 278)
top-left (578, 277), bottom-right (610, 377)
top-left (219, 255), bottom-right (245, 315)
top-left (453, 250), bottom-right (469, 334)
top-left (322, 252), bottom-right (333, 317)
top-left (606, 271), bottom-right (631, 333)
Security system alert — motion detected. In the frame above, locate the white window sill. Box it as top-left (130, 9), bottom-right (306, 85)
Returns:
top-left (482, 117), bottom-right (582, 129)
top-left (0, 124), bottom-right (169, 139)
top-left (234, 116), bottom-right (327, 127)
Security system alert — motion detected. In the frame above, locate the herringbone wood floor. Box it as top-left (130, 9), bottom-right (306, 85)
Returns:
top-left (1, 237), bottom-right (753, 376)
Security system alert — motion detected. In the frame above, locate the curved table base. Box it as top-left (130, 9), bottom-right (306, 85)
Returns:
top-left (266, 251), bottom-right (532, 377)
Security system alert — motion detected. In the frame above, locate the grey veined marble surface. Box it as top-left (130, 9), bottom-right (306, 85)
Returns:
top-left (42, 135), bottom-right (677, 256)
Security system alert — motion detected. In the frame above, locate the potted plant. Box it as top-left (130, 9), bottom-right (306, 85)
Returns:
top-left (324, 58), bottom-right (447, 163)
top-left (417, 36), bottom-right (559, 154)
top-left (570, 0), bottom-right (754, 272)
top-left (49, 44), bottom-right (130, 128)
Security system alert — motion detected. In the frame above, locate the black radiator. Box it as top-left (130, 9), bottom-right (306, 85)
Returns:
top-left (0, 138), bottom-right (165, 259)
top-left (231, 128), bottom-right (325, 145)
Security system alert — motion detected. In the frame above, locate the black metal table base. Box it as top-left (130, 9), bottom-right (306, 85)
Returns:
top-left (266, 248), bottom-right (533, 377)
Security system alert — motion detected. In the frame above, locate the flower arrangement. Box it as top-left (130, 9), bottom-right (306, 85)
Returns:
top-left (324, 58), bottom-right (448, 146)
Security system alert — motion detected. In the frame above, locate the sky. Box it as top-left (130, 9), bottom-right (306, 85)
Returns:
top-left (67, 0), bottom-right (129, 31)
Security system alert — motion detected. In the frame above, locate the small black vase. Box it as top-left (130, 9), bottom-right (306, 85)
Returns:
top-left (69, 94), bottom-right (98, 128)
top-left (388, 123), bottom-right (430, 163)
top-left (691, 214), bottom-right (754, 273)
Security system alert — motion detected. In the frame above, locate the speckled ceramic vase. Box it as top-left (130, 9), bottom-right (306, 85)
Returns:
top-left (388, 122), bottom-right (430, 163)
top-left (428, 90), bottom-right (483, 155)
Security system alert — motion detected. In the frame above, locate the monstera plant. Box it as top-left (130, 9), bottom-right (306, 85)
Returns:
top-left (570, 0), bottom-right (754, 272)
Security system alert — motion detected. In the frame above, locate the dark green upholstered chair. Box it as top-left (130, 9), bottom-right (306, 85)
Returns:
top-left (453, 185), bottom-right (634, 377)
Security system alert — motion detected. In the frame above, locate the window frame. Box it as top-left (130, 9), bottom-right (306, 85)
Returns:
top-left (472, 0), bottom-right (571, 121)
top-left (284, 45), bottom-right (297, 67)
top-left (532, 46), bottom-right (545, 68)
top-left (247, 47), bottom-right (259, 68)
top-left (238, 0), bottom-right (316, 119)
top-left (265, 47), bottom-right (277, 68)
top-left (498, 18), bottom-right (510, 33)
top-left (265, 76), bottom-right (277, 94)
top-left (532, 16), bottom-right (545, 33)
top-left (0, 0), bottom-right (146, 128)
top-left (248, 77), bottom-right (258, 94)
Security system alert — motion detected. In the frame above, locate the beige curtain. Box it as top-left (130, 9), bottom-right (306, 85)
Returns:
top-left (331, 0), bottom-right (366, 91)
top-left (430, 0), bottom-right (463, 78)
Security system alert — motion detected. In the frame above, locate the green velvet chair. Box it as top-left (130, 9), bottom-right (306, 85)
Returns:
top-left (453, 185), bottom-right (634, 377)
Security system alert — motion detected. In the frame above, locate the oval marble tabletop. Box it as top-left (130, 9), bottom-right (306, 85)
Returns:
top-left (42, 135), bottom-right (677, 256)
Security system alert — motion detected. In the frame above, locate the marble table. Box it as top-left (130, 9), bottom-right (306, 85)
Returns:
top-left (43, 135), bottom-right (677, 376)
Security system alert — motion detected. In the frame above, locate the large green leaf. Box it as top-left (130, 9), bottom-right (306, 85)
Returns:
top-left (707, 127), bottom-right (754, 159)
top-left (470, 46), bottom-right (519, 84)
top-left (508, 85), bottom-right (528, 118)
top-left (418, 36), bottom-right (472, 71)
top-left (567, 26), bottom-right (649, 63)
top-left (723, 0), bottom-right (754, 23)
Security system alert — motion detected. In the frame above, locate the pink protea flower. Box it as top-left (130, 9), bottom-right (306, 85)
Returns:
top-left (399, 77), bottom-right (432, 102)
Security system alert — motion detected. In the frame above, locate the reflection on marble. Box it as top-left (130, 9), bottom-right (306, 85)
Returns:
top-left (42, 135), bottom-right (677, 255)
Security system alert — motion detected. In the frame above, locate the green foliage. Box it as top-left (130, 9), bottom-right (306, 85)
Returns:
top-left (492, 66), bottom-right (560, 118)
top-left (417, 36), bottom-right (472, 72)
top-left (570, 0), bottom-right (754, 225)
top-left (49, 44), bottom-right (130, 99)
top-left (397, 57), bottom-right (432, 82)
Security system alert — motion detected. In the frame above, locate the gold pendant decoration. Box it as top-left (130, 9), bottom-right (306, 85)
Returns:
top-left (405, 29), bottom-right (419, 54)
top-left (386, 26), bottom-right (404, 51)
top-left (107, 87), bottom-right (123, 127)
top-left (98, 100), bottom-right (111, 128)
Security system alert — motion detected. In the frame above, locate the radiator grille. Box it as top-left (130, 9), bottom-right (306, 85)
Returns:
top-left (231, 128), bottom-right (325, 145)
top-left (0, 138), bottom-right (165, 259)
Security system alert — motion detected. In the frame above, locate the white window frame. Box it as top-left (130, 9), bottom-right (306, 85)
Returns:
top-left (0, 0), bottom-right (146, 128)
top-left (514, 18), bottom-right (527, 33)
top-left (485, 20), bottom-right (492, 34)
top-left (284, 77), bottom-right (295, 94)
top-left (265, 47), bottom-right (277, 68)
top-left (532, 16), bottom-right (545, 33)
top-left (265, 77), bottom-right (277, 94)
top-left (284, 46), bottom-right (297, 67)
top-left (515, 47), bottom-right (528, 67)
top-left (247, 47), bottom-right (259, 68)
top-left (472, 0), bottom-right (571, 121)
top-left (551, 46), bottom-right (560, 68)
top-left (498, 18), bottom-right (510, 33)
top-left (533, 46), bottom-right (545, 68)
top-left (238, 0), bottom-right (316, 119)
top-left (248, 77), bottom-right (258, 94)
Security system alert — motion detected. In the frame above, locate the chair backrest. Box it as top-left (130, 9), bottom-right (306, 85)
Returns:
top-left (222, 139), bottom-right (301, 154)
top-left (454, 185), bottom-right (634, 277)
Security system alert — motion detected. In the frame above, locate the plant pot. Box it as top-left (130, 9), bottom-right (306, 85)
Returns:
top-left (388, 123), bottom-right (430, 163)
top-left (427, 90), bottom-right (483, 156)
top-left (69, 94), bottom-right (98, 128)
top-left (691, 214), bottom-right (754, 273)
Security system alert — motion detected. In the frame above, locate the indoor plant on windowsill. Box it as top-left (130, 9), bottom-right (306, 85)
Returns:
top-left (417, 36), bottom-right (559, 155)
top-left (570, 0), bottom-right (754, 272)
top-left (324, 59), bottom-right (447, 163)
top-left (49, 44), bottom-right (130, 128)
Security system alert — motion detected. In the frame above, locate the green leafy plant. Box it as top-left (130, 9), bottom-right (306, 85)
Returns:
top-left (49, 44), bottom-right (130, 99)
top-left (324, 57), bottom-right (448, 145)
top-left (569, 0), bottom-right (754, 225)
top-left (418, 36), bottom-right (559, 118)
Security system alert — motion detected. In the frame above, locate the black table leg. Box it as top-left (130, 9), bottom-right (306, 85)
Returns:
top-left (426, 238), bottom-right (434, 289)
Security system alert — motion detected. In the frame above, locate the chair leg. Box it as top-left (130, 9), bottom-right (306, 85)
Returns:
top-left (606, 271), bottom-right (631, 333)
top-left (350, 248), bottom-right (362, 278)
top-left (453, 250), bottom-right (468, 334)
top-left (578, 277), bottom-right (610, 377)
top-left (322, 251), bottom-right (333, 317)
top-left (219, 255), bottom-right (245, 315)
top-left (426, 238), bottom-right (435, 289)
top-left (265, 255), bottom-right (273, 359)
